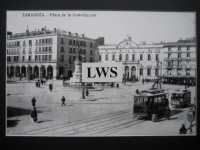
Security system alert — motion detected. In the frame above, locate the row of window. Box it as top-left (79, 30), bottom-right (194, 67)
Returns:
top-left (35, 47), bottom-right (52, 53)
top-left (67, 39), bottom-right (93, 47)
top-left (168, 53), bottom-right (190, 58)
top-left (168, 47), bottom-right (190, 51)
top-left (7, 55), bottom-right (52, 62)
top-left (60, 55), bottom-right (93, 63)
top-left (139, 68), bottom-right (159, 76)
top-left (99, 54), bottom-right (159, 61)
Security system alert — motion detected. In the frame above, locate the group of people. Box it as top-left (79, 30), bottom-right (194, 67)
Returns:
top-left (110, 83), bottom-right (119, 88)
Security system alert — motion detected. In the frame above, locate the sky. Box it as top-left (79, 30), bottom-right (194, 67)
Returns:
top-left (7, 11), bottom-right (195, 45)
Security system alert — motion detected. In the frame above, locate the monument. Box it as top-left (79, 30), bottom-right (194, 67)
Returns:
top-left (69, 46), bottom-right (83, 85)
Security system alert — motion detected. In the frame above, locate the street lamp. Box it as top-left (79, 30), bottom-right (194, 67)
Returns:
top-left (187, 108), bottom-right (195, 134)
top-left (81, 55), bottom-right (85, 99)
top-left (124, 60), bottom-right (126, 85)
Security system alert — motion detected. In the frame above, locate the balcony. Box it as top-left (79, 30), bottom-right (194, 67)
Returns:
top-left (29, 44), bottom-right (32, 47)
top-left (28, 51), bottom-right (32, 54)
top-left (35, 42), bottom-right (53, 46)
top-left (22, 51), bottom-right (26, 54)
top-left (166, 65), bottom-right (173, 69)
top-left (7, 59), bottom-right (57, 63)
top-left (186, 57), bottom-right (191, 60)
top-left (35, 51), bottom-right (52, 54)
top-left (115, 60), bottom-right (140, 63)
top-left (186, 73), bottom-right (190, 76)
top-left (7, 52), bottom-right (20, 55)
top-left (7, 45), bottom-right (20, 48)
top-left (22, 44), bottom-right (26, 47)
top-left (177, 66), bottom-right (182, 69)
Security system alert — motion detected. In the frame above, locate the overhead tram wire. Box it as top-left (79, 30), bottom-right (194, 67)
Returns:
top-left (182, 13), bottom-right (195, 25)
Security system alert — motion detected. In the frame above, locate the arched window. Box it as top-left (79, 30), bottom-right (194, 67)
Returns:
top-left (140, 54), bottom-right (143, 60)
top-left (148, 54), bottom-right (151, 61)
top-left (112, 55), bottom-right (115, 61)
top-left (132, 54), bottom-right (135, 61)
top-left (156, 54), bottom-right (159, 61)
top-left (99, 55), bottom-right (101, 61)
top-left (106, 55), bottom-right (108, 61)
top-left (140, 68), bottom-right (143, 75)
top-left (147, 68), bottom-right (151, 75)
top-left (126, 54), bottom-right (129, 60)
top-left (119, 54), bottom-right (122, 61)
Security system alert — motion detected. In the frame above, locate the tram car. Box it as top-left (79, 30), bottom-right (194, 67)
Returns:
top-left (170, 89), bottom-right (191, 107)
top-left (133, 88), bottom-right (169, 121)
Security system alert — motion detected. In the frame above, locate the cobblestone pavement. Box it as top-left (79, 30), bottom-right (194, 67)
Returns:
top-left (6, 79), bottom-right (196, 136)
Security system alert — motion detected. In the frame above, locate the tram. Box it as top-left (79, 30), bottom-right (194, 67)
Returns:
top-left (133, 88), bottom-right (169, 120)
top-left (170, 89), bottom-right (191, 107)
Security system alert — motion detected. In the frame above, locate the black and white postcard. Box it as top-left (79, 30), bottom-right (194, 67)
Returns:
top-left (6, 11), bottom-right (196, 136)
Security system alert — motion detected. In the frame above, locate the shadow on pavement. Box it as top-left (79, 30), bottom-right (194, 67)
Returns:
top-left (7, 120), bottom-right (20, 127)
top-left (37, 120), bottom-right (52, 123)
top-left (7, 107), bottom-right (42, 118)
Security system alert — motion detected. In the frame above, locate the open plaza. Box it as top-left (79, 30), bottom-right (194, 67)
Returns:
top-left (6, 78), bottom-right (196, 136)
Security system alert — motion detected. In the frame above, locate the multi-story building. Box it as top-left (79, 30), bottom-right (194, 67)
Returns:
top-left (98, 37), bottom-right (163, 80)
top-left (7, 27), bottom-right (104, 79)
top-left (162, 37), bottom-right (196, 85)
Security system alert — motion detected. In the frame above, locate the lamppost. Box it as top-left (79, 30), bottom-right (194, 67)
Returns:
top-left (187, 108), bottom-right (195, 134)
top-left (124, 60), bottom-right (126, 85)
top-left (156, 60), bottom-right (159, 89)
top-left (81, 52), bottom-right (85, 99)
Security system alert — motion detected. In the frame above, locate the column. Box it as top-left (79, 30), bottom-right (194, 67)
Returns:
top-left (39, 67), bottom-right (41, 79)
top-left (20, 66), bottom-right (21, 74)
top-left (53, 66), bottom-right (57, 78)
top-left (129, 66), bottom-right (131, 78)
top-left (32, 67), bottom-right (34, 75)
top-left (46, 67), bottom-right (48, 76)
top-left (13, 66), bottom-right (16, 78)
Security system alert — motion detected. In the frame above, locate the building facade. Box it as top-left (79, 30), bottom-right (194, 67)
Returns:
top-left (98, 37), bottom-right (163, 80)
top-left (7, 27), bottom-right (104, 79)
top-left (162, 38), bottom-right (196, 85)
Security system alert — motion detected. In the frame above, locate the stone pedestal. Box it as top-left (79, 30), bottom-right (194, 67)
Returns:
top-left (70, 58), bottom-right (82, 85)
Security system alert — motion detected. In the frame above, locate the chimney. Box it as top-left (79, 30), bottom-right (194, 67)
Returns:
top-left (82, 33), bottom-right (84, 37)
top-left (69, 32), bottom-right (71, 35)
top-left (54, 28), bottom-right (56, 33)
top-left (76, 33), bottom-right (78, 36)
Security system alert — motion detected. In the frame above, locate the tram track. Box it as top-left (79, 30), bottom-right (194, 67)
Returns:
top-left (22, 109), bottom-right (132, 135)
top-left (23, 109), bottom-right (145, 136)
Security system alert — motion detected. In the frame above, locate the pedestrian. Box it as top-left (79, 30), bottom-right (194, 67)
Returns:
top-left (142, 78), bottom-right (144, 84)
top-left (165, 106), bottom-right (171, 120)
top-left (61, 96), bottom-right (66, 106)
top-left (41, 78), bottom-right (43, 85)
top-left (35, 82), bottom-right (38, 87)
top-left (31, 97), bottom-right (36, 108)
top-left (20, 74), bottom-right (21, 81)
top-left (86, 89), bottom-right (89, 96)
top-left (136, 89), bottom-right (139, 94)
top-left (179, 124), bottom-right (187, 134)
top-left (117, 83), bottom-right (119, 88)
top-left (49, 83), bottom-right (52, 91)
top-left (31, 107), bottom-right (38, 122)
top-left (38, 82), bottom-right (40, 87)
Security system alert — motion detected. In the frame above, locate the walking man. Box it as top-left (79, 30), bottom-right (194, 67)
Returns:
top-left (117, 83), bottom-right (119, 88)
top-left (31, 107), bottom-right (38, 122)
top-left (61, 96), bottom-right (66, 106)
top-left (142, 78), bottom-right (144, 84)
top-left (31, 97), bottom-right (36, 108)
top-left (165, 106), bottom-right (171, 120)
top-left (86, 89), bottom-right (89, 96)
top-left (49, 83), bottom-right (53, 91)
top-left (41, 78), bottom-right (43, 85)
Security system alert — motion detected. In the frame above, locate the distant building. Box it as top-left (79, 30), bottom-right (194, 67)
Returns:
top-left (162, 37), bottom-right (196, 85)
top-left (6, 27), bottom-right (104, 79)
top-left (98, 36), bottom-right (163, 80)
